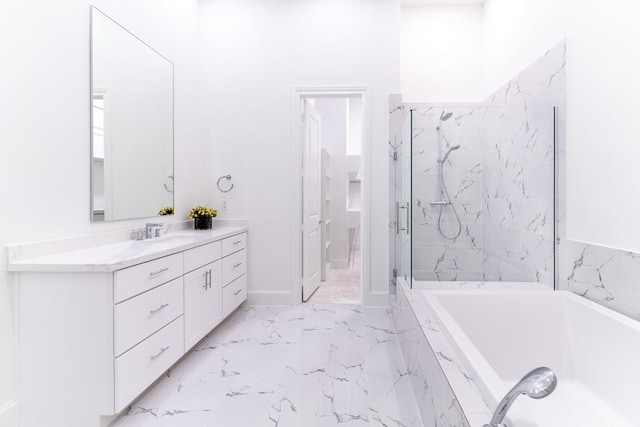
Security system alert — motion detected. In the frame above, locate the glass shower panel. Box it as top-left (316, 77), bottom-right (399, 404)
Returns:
top-left (389, 99), bottom-right (413, 292)
top-left (390, 112), bottom-right (413, 289)
top-left (482, 106), bottom-right (555, 286)
top-left (411, 107), bottom-right (483, 283)
top-left (408, 105), bottom-right (555, 289)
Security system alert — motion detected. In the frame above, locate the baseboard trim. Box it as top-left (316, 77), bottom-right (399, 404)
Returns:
top-left (247, 289), bottom-right (388, 307)
top-left (0, 399), bottom-right (17, 427)
top-left (363, 291), bottom-right (388, 307)
top-left (247, 290), bottom-right (297, 306)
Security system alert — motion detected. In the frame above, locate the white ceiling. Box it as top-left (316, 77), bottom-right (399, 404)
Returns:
top-left (401, 0), bottom-right (486, 6)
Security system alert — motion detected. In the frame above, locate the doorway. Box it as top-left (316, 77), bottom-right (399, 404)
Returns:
top-left (293, 89), bottom-right (367, 304)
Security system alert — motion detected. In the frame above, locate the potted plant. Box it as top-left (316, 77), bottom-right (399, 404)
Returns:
top-left (189, 205), bottom-right (217, 230)
top-left (157, 206), bottom-right (174, 216)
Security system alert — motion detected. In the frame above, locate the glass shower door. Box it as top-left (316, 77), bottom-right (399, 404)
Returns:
top-left (392, 112), bottom-right (412, 289)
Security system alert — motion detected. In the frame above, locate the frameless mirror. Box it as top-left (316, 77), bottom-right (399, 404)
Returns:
top-left (91, 7), bottom-right (174, 221)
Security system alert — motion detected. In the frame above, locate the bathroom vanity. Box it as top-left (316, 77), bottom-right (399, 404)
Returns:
top-left (7, 226), bottom-right (247, 427)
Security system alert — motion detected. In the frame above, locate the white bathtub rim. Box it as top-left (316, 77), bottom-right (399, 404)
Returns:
top-left (422, 291), bottom-right (511, 409)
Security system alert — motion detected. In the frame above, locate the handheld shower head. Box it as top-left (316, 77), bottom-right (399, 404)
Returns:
top-left (485, 367), bottom-right (557, 427)
top-left (519, 367), bottom-right (557, 398)
top-left (440, 111), bottom-right (453, 121)
top-left (436, 111), bottom-right (453, 131)
top-left (438, 144), bottom-right (461, 163)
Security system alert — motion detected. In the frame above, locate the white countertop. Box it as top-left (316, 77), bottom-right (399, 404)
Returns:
top-left (7, 226), bottom-right (247, 273)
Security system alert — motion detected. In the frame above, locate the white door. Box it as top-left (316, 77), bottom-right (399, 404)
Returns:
top-left (302, 100), bottom-right (322, 302)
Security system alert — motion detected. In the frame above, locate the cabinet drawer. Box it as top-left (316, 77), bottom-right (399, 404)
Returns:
top-left (115, 253), bottom-right (183, 303)
top-left (114, 277), bottom-right (183, 356)
top-left (223, 275), bottom-right (246, 318)
top-left (222, 249), bottom-right (246, 285)
top-left (114, 316), bottom-right (184, 412)
top-left (184, 241), bottom-right (222, 273)
top-left (222, 233), bottom-right (246, 257)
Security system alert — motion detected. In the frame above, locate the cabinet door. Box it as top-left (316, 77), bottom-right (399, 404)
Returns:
top-left (183, 261), bottom-right (222, 349)
top-left (203, 261), bottom-right (222, 332)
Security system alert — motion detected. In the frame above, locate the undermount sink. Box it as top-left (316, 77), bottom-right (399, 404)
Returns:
top-left (154, 234), bottom-right (197, 243)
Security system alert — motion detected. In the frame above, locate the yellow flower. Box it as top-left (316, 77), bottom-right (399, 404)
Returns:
top-left (158, 206), bottom-right (174, 216)
top-left (189, 205), bottom-right (218, 218)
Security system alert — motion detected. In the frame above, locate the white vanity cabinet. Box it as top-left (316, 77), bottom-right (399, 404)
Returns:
top-left (9, 227), bottom-right (247, 427)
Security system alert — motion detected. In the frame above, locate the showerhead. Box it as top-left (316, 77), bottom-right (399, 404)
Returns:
top-left (516, 367), bottom-right (557, 399)
top-left (485, 367), bottom-right (557, 427)
top-left (440, 111), bottom-right (453, 121)
top-left (438, 144), bottom-right (461, 163)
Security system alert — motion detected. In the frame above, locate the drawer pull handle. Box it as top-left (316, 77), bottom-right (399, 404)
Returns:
top-left (233, 240), bottom-right (242, 245)
top-left (149, 267), bottom-right (169, 276)
top-left (233, 262), bottom-right (242, 268)
top-left (149, 303), bottom-right (170, 315)
top-left (150, 346), bottom-right (170, 361)
top-left (233, 289), bottom-right (242, 296)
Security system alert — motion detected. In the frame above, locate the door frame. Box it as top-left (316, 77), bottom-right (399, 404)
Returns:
top-left (291, 87), bottom-right (370, 305)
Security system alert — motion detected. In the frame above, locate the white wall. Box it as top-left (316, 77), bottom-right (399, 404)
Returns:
top-left (0, 1), bottom-right (208, 423)
top-left (401, 5), bottom-right (484, 102)
top-left (199, 0), bottom-right (401, 305)
top-left (484, 0), bottom-right (640, 252)
top-left (315, 98), bottom-right (349, 268)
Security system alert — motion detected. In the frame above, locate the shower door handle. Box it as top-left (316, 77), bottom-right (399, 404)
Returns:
top-left (397, 202), bottom-right (409, 234)
top-left (405, 202), bottom-right (410, 235)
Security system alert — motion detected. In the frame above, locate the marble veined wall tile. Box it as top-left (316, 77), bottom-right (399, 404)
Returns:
top-left (481, 92), bottom-right (556, 287)
top-left (561, 240), bottom-right (640, 321)
top-left (487, 39), bottom-right (640, 320)
top-left (390, 283), bottom-right (494, 426)
top-left (411, 107), bottom-right (484, 281)
top-left (484, 40), bottom-right (566, 288)
top-left (390, 284), bottom-right (476, 427)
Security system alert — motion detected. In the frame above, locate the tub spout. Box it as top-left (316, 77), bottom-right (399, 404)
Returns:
top-left (484, 367), bottom-right (557, 427)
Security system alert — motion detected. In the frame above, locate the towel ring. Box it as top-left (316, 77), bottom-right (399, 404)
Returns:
top-left (163, 175), bottom-right (174, 193)
top-left (217, 175), bottom-right (234, 193)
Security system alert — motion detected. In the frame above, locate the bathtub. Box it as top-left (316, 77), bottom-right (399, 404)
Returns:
top-left (422, 290), bottom-right (639, 427)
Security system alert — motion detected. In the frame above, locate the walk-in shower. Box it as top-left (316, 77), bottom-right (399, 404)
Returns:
top-left (390, 104), bottom-right (556, 291)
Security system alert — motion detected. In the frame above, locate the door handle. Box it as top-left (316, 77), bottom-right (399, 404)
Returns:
top-left (397, 202), bottom-right (408, 234)
top-left (405, 201), bottom-right (410, 235)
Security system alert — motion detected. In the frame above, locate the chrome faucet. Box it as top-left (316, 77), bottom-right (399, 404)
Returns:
top-left (484, 367), bottom-right (557, 427)
top-left (145, 223), bottom-right (164, 239)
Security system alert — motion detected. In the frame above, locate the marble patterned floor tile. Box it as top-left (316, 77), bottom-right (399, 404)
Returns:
top-left (111, 303), bottom-right (423, 427)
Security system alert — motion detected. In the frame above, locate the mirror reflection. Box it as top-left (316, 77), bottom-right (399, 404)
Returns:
top-left (91, 7), bottom-right (174, 221)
